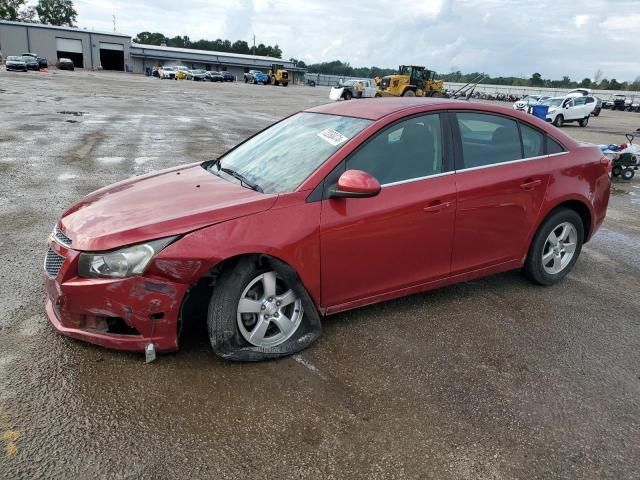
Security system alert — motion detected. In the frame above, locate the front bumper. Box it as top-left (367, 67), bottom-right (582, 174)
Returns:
top-left (44, 238), bottom-right (187, 352)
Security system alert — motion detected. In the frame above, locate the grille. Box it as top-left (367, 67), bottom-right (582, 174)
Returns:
top-left (53, 226), bottom-right (72, 246)
top-left (45, 249), bottom-right (65, 277)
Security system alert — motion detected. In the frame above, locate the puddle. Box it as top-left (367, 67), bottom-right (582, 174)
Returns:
top-left (57, 173), bottom-right (78, 181)
top-left (58, 111), bottom-right (85, 116)
top-left (96, 157), bottom-right (125, 164)
top-left (175, 117), bottom-right (192, 123)
top-left (134, 157), bottom-right (156, 165)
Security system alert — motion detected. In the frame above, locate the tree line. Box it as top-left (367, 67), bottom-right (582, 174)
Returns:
top-left (1, 0), bottom-right (77, 26)
top-left (133, 32), bottom-right (282, 59)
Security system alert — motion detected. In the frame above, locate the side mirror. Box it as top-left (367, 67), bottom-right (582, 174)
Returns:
top-left (329, 170), bottom-right (381, 199)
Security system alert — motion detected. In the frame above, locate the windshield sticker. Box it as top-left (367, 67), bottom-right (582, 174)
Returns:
top-left (317, 128), bottom-right (349, 147)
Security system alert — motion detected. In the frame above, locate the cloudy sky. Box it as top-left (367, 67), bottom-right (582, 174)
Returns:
top-left (73, 0), bottom-right (638, 81)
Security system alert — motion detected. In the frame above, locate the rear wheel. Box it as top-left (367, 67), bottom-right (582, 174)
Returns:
top-left (524, 209), bottom-right (584, 285)
top-left (553, 115), bottom-right (564, 127)
top-left (207, 258), bottom-right (321, 361)
top-left (344, 91), bottom-right (352, 100)
top-left (612, 165), bottom-right (623, 177)
top-left (578, 117), bottom-right (589, 127)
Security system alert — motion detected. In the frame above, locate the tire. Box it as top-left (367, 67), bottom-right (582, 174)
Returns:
top-left (578, 117), bottom-right (589, 127)
top-left (523, 208), bottom-right (584, 286)
top-left (592, 109), bottom-right (600, 117)
top-left (402, 89), bottom-right (416, 97)
top-left (344, 91), bottom-right (352, 100)
top-left (207, 257), bottom-right (321, 361)
top-left (612, 165), bottom-right (623, 177)
top-left (622, 168), bottom-right (635, 180)
top-left (553, 115), bottom-right (564, 127)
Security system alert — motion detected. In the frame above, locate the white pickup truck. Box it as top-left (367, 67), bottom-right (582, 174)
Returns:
top-left (330, 79), bottom-right (377, 100)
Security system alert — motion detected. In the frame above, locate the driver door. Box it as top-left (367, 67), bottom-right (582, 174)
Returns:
top-left (320, 113), bottom-right (457, 309)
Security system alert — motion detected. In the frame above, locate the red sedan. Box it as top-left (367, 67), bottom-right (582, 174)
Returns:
top-left (44, 98), bottom-right (611, 361)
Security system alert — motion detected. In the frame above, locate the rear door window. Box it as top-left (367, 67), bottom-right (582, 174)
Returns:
top-left (520, 123), bottom-right (545, 158)
top-left (546, 136), bottom-right (565, 154)
top-left (456, 112), bottom-right (522, 168)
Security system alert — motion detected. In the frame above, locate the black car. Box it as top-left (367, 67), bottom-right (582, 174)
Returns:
top-left (38, 57), bottom-right (48, 69)
top-left (56, 58), bottom-right (75, 71)
top-left (22, 55), bottom-right (39, 71)
top-left (220, 70), bottom-right (235, 82)
top-left (5, 56), bottom-right (27, 72)
top-left (612, 95), bottom-right (626, 111)
top-left (190, 69), bottom-right (207, 81)
top-left (588, 96), bottom-right (602, 117)
top-left (206, 71), bottom-right (224, 82)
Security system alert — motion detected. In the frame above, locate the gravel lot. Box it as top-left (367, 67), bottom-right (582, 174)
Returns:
top-left (0, 70), bottom-right (639, 479)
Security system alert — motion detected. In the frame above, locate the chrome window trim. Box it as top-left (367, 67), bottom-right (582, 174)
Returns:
top-left (381, 170), bottom-right (454, 188)
top-left (380, 151), bottom-right (569, 186)
top-left (454, 151), bottom-right (569, 174)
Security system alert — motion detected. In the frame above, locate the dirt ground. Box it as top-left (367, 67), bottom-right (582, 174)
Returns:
top-left (0, 70), bottom-right (638, 479)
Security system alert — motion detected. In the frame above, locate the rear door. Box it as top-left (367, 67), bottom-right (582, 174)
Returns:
top-left (571, 96), bottom-right (589, 119)
top-left (320, 113), bottom-right (457, 308)
top-left (450, 111), bottom-right (551, 273)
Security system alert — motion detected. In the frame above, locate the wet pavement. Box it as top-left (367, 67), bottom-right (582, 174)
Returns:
top-left (0, 71), bottom-right (639, 479)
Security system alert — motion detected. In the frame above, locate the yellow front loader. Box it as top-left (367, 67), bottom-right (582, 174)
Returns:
top-left (376, 65), bottom-right (444, 97)
top-left (269, 63), bottom-right (289, 86)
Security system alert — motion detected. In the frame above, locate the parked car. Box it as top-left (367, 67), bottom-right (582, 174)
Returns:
top-left (205, 71), bottom-right (224, 82)
top-left (175, 66), bottom-right (190, 79)
top-left (5, 55), bottom-right (27, 72)
top-left (626, 97), bottom-right (640, 112)
top-left (44, 99), bottom-right (611, 361)
top-left (56, 58), bottom-right (75, 71)
top-left (513, 95), bottom-right (542, 111)
top-left (591, 96), bottom-right (602, 116)
top-left (544, 96), bottom-right (594, 127)
top-left (566, 88), bottom-right (591, 97)
top-left (220, 71), bottom-right (235, 82)
top-left (23, 55), bottom-right (39, 71)
top-left (244, 70), bottom-right (269, 84)
top-left (190, 69), bottom-right (207, 81)
top-left (329, 79), bottom-right (377, 100)
top-left (612, 95), bottom-right (626, 111)
top-left (159, 66), bottom-right (177, 80)
top-left (37, 57), bottom-right (48, 69)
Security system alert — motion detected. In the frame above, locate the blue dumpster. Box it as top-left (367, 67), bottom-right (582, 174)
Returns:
top-left (531, 104), bottom-right (549, 120)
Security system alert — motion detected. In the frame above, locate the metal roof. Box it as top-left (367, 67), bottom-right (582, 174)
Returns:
top-left (0, 19), bottom-right (130, 38)
top-left (130, 43), bottom-right (292, 65)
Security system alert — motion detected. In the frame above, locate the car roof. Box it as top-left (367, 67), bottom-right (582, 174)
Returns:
top-left (306, 98), bottom-right (466, 120)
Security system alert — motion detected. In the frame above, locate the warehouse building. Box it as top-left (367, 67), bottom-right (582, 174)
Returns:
top-left (0, 20), bottom-right (130, 70)
top-left (129, 44), bottom-right (298, 81)
top-left (0, 20), bottom-right (301, 81)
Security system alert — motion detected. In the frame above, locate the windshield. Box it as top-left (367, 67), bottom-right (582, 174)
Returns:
top-left (8, 56), bottom-right (22, 61)
top-left (207, 112), bottom-right (372, 194)
top-left (163, 67), bottom-right (175, 71)
top-left (542, 99), bottom-right (563, 107)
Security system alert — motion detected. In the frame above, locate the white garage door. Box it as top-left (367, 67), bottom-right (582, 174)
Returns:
top-left (99, 42), bottom-right (124, 51)
top-left (56, 38), bottom-right (83, 53)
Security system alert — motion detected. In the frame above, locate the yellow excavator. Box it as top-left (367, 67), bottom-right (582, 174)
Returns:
top-left (269, 63), bottom-right (289, 86)
top-left (376, 65), bottom-right (445, 97)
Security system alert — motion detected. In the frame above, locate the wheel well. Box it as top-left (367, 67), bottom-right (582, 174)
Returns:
top-left (549, 200), bottom-right (592, 241)
top-left (177, 254), bottom-right (300, 341)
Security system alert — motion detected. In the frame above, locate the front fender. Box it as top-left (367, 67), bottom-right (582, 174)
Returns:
top-left (149, 193), bottom-right (322, 307)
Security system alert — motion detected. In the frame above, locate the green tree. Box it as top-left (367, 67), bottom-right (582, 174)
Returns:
top-left (529, 72), bottom-right (544, 86)
top-left (609, 78), bottom-right (621, 90)
top-left (579, 78), bottom-right (591, 88)
top-left (36, 0), bottom-right (77, 26)
top-left (0, 0), bottom-right (24, 20)
top-left (133, 32), bottom-right (167, 45)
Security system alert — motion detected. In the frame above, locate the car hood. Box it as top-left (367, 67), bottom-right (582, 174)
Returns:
top-left (59, 163), bottom-right (277, 251)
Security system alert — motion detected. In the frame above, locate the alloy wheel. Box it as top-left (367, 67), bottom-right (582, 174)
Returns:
top-left (542, 222), bottom-right (577, 275)
top-left (236, 271), bottom-right (303, 348)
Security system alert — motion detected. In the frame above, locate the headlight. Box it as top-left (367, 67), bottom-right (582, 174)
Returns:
top-left (78, 236), bottom-right (177, 278)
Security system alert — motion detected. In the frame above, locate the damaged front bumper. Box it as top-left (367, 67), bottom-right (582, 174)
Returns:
top-left (44, 238), bottom-right (188, 352)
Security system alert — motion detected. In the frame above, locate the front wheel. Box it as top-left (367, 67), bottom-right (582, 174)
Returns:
top-left (523, 208), bottom-right (584, 285)
top-left (207, 258), bottom-right (321, 361)
top-left (622, 168), bottom-right (635, 180)
top-left (402, 89), bottom-right (416, 97)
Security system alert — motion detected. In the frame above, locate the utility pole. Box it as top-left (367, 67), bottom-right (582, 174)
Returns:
top-left (113, 14), bottom-right (116, 32)
top-left (252, 34), bottom-right (255, 56)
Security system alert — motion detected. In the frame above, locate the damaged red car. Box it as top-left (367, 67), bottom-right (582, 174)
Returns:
top-left (45, 98), bottom-right (611, 361)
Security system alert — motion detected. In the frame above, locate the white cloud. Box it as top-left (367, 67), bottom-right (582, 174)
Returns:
top-left (71, 0), bottom-right (639, 80)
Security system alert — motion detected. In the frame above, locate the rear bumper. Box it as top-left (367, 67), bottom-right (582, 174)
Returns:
top-left (44, 240), bottom-right (187, 352)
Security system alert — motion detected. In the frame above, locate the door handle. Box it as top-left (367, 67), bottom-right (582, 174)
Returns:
top-left (423, 201), bottom-right (451, 213)
top-left (520, 179), bottom-right (542, 190)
